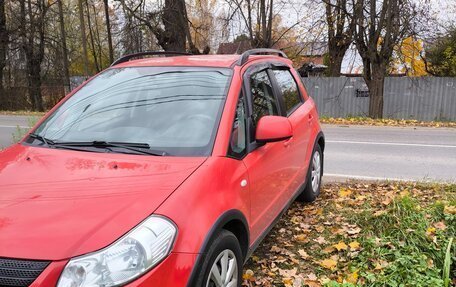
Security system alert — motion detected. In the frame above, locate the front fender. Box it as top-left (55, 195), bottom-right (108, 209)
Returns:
top-left (155, 156), bottom-right (250, 254)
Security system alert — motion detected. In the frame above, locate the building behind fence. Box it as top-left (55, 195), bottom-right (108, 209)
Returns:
top-left (302, 77), bottom-right (456, 121)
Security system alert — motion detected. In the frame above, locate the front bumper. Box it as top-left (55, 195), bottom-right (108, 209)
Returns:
top-left (30, 252), bottom-right (198, 287)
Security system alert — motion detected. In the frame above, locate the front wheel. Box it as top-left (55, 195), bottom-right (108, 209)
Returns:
top-left (196, 230), bottom-right (243, 287)
top-left (297, 144), bottom-right (323, 202)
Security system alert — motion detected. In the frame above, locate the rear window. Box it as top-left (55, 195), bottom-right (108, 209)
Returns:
top-left (32, 67), bottom-right (232, 156)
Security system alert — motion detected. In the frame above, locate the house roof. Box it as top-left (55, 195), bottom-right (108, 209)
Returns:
top-left (217, 41), bottom-right (252, 55)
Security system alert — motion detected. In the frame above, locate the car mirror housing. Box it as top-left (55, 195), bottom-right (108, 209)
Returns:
top-left (255, 116), bottom-right (293, 143)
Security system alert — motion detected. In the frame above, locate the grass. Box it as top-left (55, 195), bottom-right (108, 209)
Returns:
top-left (0, 110), bottom-right (46, 116)
top-left (11, 117), bottom-right (39, 144)
top-left (242, 182), bottom-right (456, 287)
top-left (320, 116), bottom-right (456, 128)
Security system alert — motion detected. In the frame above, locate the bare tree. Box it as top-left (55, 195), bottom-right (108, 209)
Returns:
top-left (224, 0), bottom-right (275, 48)
top-left (77, 0), bottom-right (89, 76)
top-left (324, 0), bottom-right (354, 76)
top-left (103, 0), bottom-right (114, 63)
top-left (352, 0), bottom-right (425, 118)
top-left (57, 0), bottom-right (70, 93)
top-left (19, 0), bottom-right (50, 111)
top-left (85, 0), bottom-right (100, 72)
top-left (0, 0), bottom-right (7, 94)
top-left (119, 0), bottom-right (198, 52)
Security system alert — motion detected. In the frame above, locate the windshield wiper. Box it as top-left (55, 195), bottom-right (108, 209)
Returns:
top-left (52, 141), bottom-right (167, 156)
top-left (29, 133), bottom-right (55, 146)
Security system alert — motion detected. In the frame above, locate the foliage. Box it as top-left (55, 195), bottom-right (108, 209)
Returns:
top-left (425, 28), bottom-right (456, 77)
top-left (242, 182), bottom-right (456, 286)
top-left (391, 37), bottom-right (428, 76)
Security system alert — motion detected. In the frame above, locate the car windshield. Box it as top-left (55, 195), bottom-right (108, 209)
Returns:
top-left (30, 67), bottom-right (232, 156)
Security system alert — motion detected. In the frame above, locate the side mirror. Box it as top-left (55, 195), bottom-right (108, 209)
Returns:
top-left (255, 116), bottom-right (293, 143)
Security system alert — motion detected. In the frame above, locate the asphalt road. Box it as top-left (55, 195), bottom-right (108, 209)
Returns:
top-left (1, 115), bottom-right (455, 182)
top-left (0, 115), bottom-right (32, 149)
top-left (323, 125), bottom-right (456, 182)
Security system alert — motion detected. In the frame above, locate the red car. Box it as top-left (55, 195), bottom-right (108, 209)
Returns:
top-left (0, 49), bottom-right (324, 287)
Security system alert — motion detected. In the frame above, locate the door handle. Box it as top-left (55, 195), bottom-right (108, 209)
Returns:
top-left (308, 114), bottom-right (313, 122)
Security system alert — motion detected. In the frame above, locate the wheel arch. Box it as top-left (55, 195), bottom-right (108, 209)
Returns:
top-left (185, 209), bottom-right (249, 287)
top-left (315, 131), bottom-right (325, 175)
top-left (317, 131), bottom-right (325, 152)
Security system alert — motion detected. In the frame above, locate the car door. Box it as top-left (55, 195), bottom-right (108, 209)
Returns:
top-left (240, 65), bottom-right (298, 241)
top-left (269, 66), bottom-right (312, 197)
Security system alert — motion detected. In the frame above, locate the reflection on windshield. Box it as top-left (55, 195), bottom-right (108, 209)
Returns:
top-left (32, 67), bottom-right (232, 156)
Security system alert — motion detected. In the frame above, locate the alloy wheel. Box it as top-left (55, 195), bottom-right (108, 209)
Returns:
top-left (311, 151), bottom-right (321, 193)
top-left (206, 249), bottom-right (238, 287)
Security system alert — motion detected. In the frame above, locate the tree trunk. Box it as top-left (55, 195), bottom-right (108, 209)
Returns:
top-left (77, 0), bottom-right (89, 76)
top-left (28, 61), bottom-right (43, 111)
top-left (160, 0), bottom-right (187, 52)
top-left (85, 0), bottom-right (100, 72)
top-left (0, 0), bottom-right (7, 95)
top-left (103, 0), bottom-right (114, 64)
top-left (57, 0), bottom-right (71, 93)
top-left (327, 47), bottom-right (346, 76)
top-left (19, 0), bottom-right (46, 111)
top-left (365, 65), bottom-right (385, 119)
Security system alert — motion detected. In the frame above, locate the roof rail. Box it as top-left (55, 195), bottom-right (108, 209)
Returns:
top-left (111, 51), bottom-right (191, 67)
top-left (237, 48), bottom-right (287, 66)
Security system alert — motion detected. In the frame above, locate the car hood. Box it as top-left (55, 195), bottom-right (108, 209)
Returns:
top-left (0, 144), bottom-right (206, 260)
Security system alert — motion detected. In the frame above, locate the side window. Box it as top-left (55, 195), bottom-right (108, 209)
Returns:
top-left (272, 69), bottom-right (303, 114)
top-left (228, 93), bottom-right (247, 158)
top-left (250, 70), bottom-right (279, 126)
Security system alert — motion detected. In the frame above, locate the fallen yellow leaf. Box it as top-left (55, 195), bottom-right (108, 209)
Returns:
top-left (243, 269), bottom-right (254, 280)
top-left (295, 234), bottom-right (308, 242)
top-left (339, 188), bottom-right (352, 197)
top-left (319, 258), bottom-right (338, 270)
top-left (282, 277), bottom-right (293, 286)
top-left (333, 241), bottom-right (348, 251)
top-left (349, 241), bottom-right (361, 250)
top-left (444, 205), bottom-right (456, 215)
top-left (346, 270), bottom-right (359, 283)
top-left (315, 226), bottom-right (325, 233)
top-left (426, 227), bottom-right (436, 236)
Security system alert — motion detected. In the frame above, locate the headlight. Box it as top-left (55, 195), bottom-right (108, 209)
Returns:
top-left (57, 215), bottom-right (177, 287)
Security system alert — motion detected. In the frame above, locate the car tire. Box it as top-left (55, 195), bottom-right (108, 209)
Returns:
top-left (195, 230), bottom-right (243, 287)
top-left (297, 144), bottom-right (323, 203)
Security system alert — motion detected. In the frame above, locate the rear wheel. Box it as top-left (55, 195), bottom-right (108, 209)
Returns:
top-left (196, 230), bottom-right (242, 287)
top-left (297, 144), bottom-right (322, 202)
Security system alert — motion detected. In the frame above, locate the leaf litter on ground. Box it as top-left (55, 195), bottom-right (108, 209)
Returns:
top-left (242, 181), bottom-right (456, 287)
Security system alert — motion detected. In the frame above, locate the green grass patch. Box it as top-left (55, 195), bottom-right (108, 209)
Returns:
top-left (243, 182), bottom-right (456, 287)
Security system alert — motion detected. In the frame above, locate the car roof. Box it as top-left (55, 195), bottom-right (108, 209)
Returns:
top-left (112, 54), bottom-right (291, 69)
